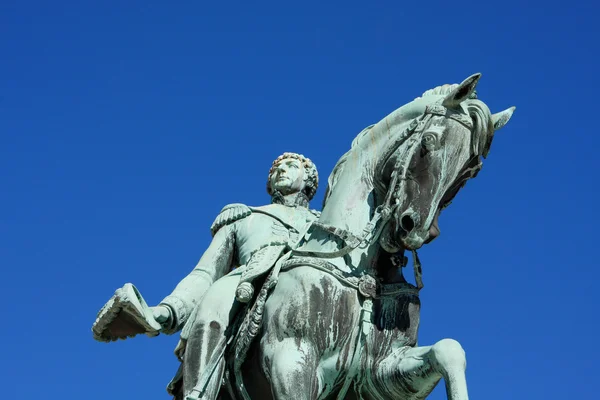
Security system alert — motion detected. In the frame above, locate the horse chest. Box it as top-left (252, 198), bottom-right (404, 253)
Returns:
top-left (363, 295), bottom-right (421, 359)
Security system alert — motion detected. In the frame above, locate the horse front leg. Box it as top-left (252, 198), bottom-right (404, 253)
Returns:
top-left (261, 337), bottom-right (321, 400)
top-left (430, 339), bottom-right (468, 400)
top-left (258, 268), bottom-right (333, 400)
top-left (367, 338), bottom-right (468, 400)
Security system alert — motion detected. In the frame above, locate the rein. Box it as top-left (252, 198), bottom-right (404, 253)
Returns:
top-left (291, 204), bottom-right (393, 259)
top-left (292, 112), bottom-right (432, 261)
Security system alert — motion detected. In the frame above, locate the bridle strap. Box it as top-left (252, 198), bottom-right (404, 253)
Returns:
top-left (293, 106), bottom-right (480, 274)
top-left (291, 204), bottom-right (393, 259)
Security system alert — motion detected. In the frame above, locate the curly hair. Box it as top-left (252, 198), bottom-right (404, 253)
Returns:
top-left (266, 152), bottom-right (319, 200)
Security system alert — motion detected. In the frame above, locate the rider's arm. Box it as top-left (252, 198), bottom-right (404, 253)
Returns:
top-left (158, 223), bottom-right (236, 334)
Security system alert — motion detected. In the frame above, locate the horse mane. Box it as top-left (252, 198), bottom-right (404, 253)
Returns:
top-left (322, 124), bottom-right (374, 208)
top-left (463, 99), bottom-right (494, 159)
top-left (420, 84), bottom-right (460, 98)
top-left (418, 83), bottom-right (477, 100)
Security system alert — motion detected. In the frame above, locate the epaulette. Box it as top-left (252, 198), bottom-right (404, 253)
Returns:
top-left (309, 209), bottom-right (321, 218)
top-left (210, 203), bottom-right (252, 236)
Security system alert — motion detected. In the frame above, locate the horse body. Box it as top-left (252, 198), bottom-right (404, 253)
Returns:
top-left (229, 74), bottom-right (514, 400)
top-left (254, 100), bottom-right (426, 399)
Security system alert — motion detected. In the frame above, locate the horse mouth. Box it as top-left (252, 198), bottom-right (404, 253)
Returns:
top-left (399, 235), bottom-right (426, 251)
top-left (380, 221), bottom-right (405, 253)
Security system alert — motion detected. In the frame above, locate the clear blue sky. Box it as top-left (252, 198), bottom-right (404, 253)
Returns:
top-left (1, 1), bottom-right (598, 398)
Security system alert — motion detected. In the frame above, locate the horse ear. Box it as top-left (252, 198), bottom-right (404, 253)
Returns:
top-left (442, 73), bottom-right (482, 109)
top-left (492, 106), bottom-right (516, 131)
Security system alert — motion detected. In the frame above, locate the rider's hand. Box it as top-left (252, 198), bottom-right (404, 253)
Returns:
top-left (151, 305), bottom-right (172, 325)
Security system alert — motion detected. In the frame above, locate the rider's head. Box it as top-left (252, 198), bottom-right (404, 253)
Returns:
top-left (267, 152), bottom-right (318, 205)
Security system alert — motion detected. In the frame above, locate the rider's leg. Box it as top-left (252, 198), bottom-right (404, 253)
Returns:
top-left (181, 271), bottom-right (242, 400)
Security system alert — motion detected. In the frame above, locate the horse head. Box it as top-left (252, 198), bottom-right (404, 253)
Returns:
top-left (377, 73), bottom-right (515, 252)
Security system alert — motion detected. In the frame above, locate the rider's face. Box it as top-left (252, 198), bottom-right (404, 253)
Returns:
top-left (270, 158), bottom-right (306, 196)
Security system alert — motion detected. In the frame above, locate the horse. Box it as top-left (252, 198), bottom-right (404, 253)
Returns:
top-left (222, 73), bottom-right (514, 400)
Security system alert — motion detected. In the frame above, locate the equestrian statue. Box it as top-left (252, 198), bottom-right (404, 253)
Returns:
top-left (92, 73), bottom-right (515, 400)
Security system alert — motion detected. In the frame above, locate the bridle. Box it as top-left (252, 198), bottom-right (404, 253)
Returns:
top-left (291, 103), bottom-right (481, 288)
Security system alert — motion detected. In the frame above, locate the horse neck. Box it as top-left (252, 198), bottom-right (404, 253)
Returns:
top-left (320, 149), bottom-right (376, 230)
top-left (302, 104), bottom-right (422, 271)
top-left (320, 115), bottom-right (409, 230)
top-left (310, 142), bottom-right (391, 272)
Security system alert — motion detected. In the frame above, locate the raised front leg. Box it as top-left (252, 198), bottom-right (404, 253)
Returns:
top-left (258, 267), bottom-right (358, 400)
top-left (430, 339), bottom-right (468, 400)
top-left (363, 339), bottom-right (468, 400)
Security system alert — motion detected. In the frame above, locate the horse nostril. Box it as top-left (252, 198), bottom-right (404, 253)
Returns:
top-left (400, 214), bottom-right (416, 233)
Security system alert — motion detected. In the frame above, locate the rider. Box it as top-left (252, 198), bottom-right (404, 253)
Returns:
top-left (154, 152), bottom-right (320, 399)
